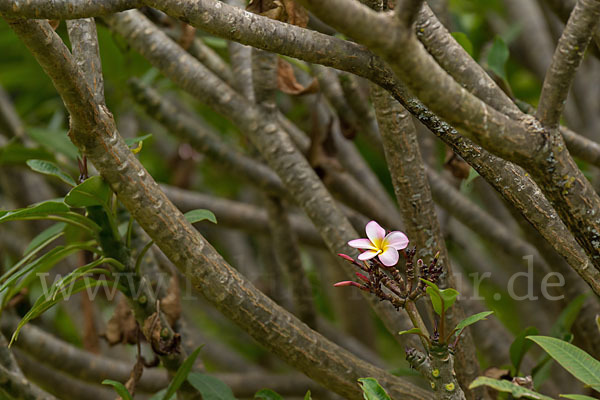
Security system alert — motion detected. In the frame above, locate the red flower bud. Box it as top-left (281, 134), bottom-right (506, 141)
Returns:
top-left (337, 253), bottom-right (355, 262)
top-left (333, 280), bottom-right (361, 288)
top-left (355, 272), bottom-right (370, 283)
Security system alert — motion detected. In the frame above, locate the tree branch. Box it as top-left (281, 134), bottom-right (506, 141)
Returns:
top-left (5, 17), bottom-right (429, 400)
top-left (537, 0), bottom-right (600, 128)
top-left (0, 0), bottom-right (140, 19)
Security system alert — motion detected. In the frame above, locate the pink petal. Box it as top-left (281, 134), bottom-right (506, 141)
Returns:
top-left (378, 247), bottom-right (399, 266)
top-left (358, 250), bottom-right (380, 261)
top-left (385, 231), bottom-right (409, 250)
top-left (365, 221), bottom-right (385, 244)
top-left (348, 238), bottom-right (377, 250)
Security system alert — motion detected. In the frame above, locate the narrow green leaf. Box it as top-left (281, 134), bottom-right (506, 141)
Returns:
top-left (23, 223), bottom-right (66, 256)
top-left (304, 390), bottom-right (312, 400)
top-left (527, 336), bottom-right (600, 390)
top-left (124, 133), bottom-right (153, 147)
top-left (560, 395), bottom-right (598, 400)
top-left (27, 127), bottom-right (79, 160)
top-left (149, 389), bottom-right (167, 400)
top-left (102, 380), bottom-right (133, 400)
top-left (510, 327), bottom-right (539, 375)
top-left (162, 346), bottom-right (204, 400)
top-left (254, 389), bottom-right (283, 400)
top-left (469, 377), bottom-right (554, 400)
top-left (10, 279), bottom-right (105, 345)
top-left (26, 159), bottom-right (75, 186)
top-left (357, 377), bottom-right (392, 400)
top-left (188, 373), bottom-right (237, 400)
top-left (184, 209), bottom-right (217, 224)
top-left (65, 176), bottom-right (111, 209)
top-left (451, 32), bottom-right (474, 57)
top-left (0, 200), bottom-right (69, 223)
top-left (487, 36), bottom-right (509, 81)
top-left (398, 328), bottom-right (423, 336)
top-left (0, 141), bottom-right (54, 165)
top-left (453, 311), bottom-right (494, 335)
top-left (550, 293), bottom-right (589, 338)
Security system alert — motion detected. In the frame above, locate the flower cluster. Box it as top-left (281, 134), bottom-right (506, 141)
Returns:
top-left (335, 221), bottom-right (443, 309)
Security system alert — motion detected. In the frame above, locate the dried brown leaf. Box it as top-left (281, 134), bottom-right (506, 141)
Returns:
top-left (178, 22), bottom-right (196, 51)
top-left (48, 20), bottom-right (60, 30)
top-left (444, 148), bottom-right (471, 180)
top-left (277, 58), bottom-right (319, 95)
top-left (281, 0), bottom-right (309, 27)
top-left (247, 0), bottom-right (308, 26)
top-left (104, 296), bottom-right (138, 346)
top-left (142, 310), bottom-right (181, 356)
top-left (160, 275), bottom-right (181, 327)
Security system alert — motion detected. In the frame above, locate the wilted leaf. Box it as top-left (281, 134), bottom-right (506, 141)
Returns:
top-left (104, 296), bottom-right (138, 345)
top-left (161, 275), bottom-right (181, 327)
top-left (281, 0), bottom-right (309, 27)
top-left (277, 59), bottom-right (319, 95)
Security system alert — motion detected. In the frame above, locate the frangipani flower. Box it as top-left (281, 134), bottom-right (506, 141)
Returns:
top-left (348, 221), bottom-right (409, 266)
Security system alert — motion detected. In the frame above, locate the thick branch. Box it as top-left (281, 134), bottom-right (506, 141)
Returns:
top-left (0, 0), bottom-right (140, 18)
top-left (6, 17), bottom-right (429, 400)
top-left (66, 18), bottom-right (104, 105)
top-left (105, 9), bottom-right (419, 340)
top-left (537, 0), bottom-right (600, 127)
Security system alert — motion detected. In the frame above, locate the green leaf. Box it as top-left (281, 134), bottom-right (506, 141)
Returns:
top-left (184, 209), bottom-right (217, 224)
top-left (550, 293), bottom-right (589, 338)
top-left (422, 279), bottom-right (459, 316)
top-left (398, 328), bottom-right (423, 336)
top-left (487, 36), bottom-right (509, 81)
top-left (0, 243), bottom-right (95, 302)
top-left (560, 395), bottom-right (598, 400)
top-left (188, 373), bottom-right (237, 400)
top-left (23, 222), bottom-right (65, 256)
top-left (162, 346), bottom-right (204, 400)
top-left (26, 159), bottom-right (75, 186)
top-left (510, 327), bottom-right (539, 375)
top-left (10, 279), bottom-right (106, 345)
top-left (469, 377), bottom-right (554, 400)
top-left (527, 336), bottom-right (600, 391)
top-left (149, 389), bottom-right (167, 400)
top-left (596, 315), bottom-right (600, 334)
top-left (254, 389), bottom-right (284, 400)
top-left (65, 176), bottom-right (111, 209)
top-left (27, 127), bottom-right (79, 160)
top-left (0, 199), bottom-right (99, 233)
top-left (451, 32), bottom-right (474, 57)
top-left (0, 200), bottom-right (69, 222)
top-left (453, 311), bottom-right (494, 336)
top-left (0, 141), bottom-right (54, 165)
top-left (102, 380), bottom-right (133, 400)
top-left (357, 377), bottom-right (392, 400)
top-left (304, 390), bottom-right (312, 400)
top-left (124, 133), bottom-right (153, 147)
